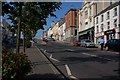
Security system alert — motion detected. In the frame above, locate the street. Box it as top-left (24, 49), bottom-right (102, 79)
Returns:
top-left (36, 40), bottom-right (119, 79)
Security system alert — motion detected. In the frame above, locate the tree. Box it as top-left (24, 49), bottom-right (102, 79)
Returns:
top-left (2, 2), bottom-right (62, 53)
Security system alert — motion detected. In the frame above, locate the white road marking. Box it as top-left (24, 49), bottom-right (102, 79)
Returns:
top-left (50, 54), bottom-right (60, 62)
top-left (50, 54), bottom-right (52, 58)
top-left (35, 46), bottom-right (60, 74)
top-left (44, 50), bottom-right (47, 53)
top-left (65, 65), bottom-right (77, 79)
top-left (65, 49), bottom-right (74, 52)
top-left (82, 53), bottom-right (112, 61)
top-left (82, 53), bottom-right (97, 57)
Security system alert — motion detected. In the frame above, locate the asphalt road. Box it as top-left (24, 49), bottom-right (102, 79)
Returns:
top-left (36, 41), bottom-right (120, 79)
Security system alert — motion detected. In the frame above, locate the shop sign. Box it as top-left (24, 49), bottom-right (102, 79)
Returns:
top-left (95, 32), bottom-right (104, 37)
top-left (104, 29), bottom-right (115, 35)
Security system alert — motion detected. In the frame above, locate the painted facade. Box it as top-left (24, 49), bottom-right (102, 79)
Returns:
top-left (94, 1), bottom-right (120, 44)
top-left (42, 31), bottom-right (47, 39)
top-left (65, 9), bottom-right (77, 42)
top-left (58, 18), bottom-right (66, 41)
top-left (47, 27), bottom-right (52, 38)
top-left (78, 1), bottom-right (96, 42)
top-left (51, 22), bottom-right (59, 40)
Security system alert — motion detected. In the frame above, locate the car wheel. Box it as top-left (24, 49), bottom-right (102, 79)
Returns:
top-left (106, 46), bottom-right (109, 51)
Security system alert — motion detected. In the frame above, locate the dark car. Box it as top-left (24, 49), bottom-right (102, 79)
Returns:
top-left (105, 39), bottom-right (120, 52)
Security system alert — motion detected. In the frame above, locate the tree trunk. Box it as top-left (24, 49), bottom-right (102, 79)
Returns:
top-left (23, 26), bottom-right (25, 53)
top-left (16, 3), bottom-right (22, 54)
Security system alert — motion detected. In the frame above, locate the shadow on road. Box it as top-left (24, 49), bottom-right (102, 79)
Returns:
top-left (78, 76), bottom-right (120, 80)
top-left (60, 56), bottom-right (111, 64)
top-left (25, 73), bottom-right (67, 80)
top-left (25, 73), bottom-right (120, 80)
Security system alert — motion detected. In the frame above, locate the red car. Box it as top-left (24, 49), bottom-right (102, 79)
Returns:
top-left (72, 41), bottom-right (81, 46)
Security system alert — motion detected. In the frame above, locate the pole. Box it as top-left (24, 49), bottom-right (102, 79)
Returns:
top-left (77, 8), bottom-right (79, 41)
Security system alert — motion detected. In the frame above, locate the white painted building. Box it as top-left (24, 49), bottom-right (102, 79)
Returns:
top-left (78, 1), bottom-right (96, 42)
top-left (58, 22), bottom-right (66, 41)
top-left (94, 2), bottom-right (120, 44)
top-left (47, 27), bottom-right (52, 38)
top-left (58, 18), bottom-right (66, 41)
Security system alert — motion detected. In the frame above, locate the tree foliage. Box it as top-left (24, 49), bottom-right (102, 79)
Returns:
top-left (2, 2), bottom-right (62, 38)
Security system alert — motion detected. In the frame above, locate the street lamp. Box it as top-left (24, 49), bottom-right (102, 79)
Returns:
top-left (76, 8), bottom-right (80, 41)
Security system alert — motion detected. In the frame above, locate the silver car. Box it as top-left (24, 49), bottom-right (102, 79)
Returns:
top-left (80, 39), bottom-right (95, 48)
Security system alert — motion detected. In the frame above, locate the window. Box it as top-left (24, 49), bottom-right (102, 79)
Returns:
top-left (85, 22), bottom-right (88, 25)
top-left (107, 22), bottom-right (110, 29)
top-left (101, 24), bottom-right (104, 32)
top-left (75, 12), bottom-right (77, 17)
top-left (75, 29), bottom-right (77, 36)
top-left (90, 7), bottom-right (91, 15)
top-left (101, 15), bottom-right (104, 22)
top-left (114, 19), bottom-right (117, 27)
top-left (75, 18), bottom-right (77, 25)
top-left (96, 26), bottom-right (99, 33)
top-left (107, 11), bottom-right (110, 19)
top-left (85, 10), bottom-right (88, 15)
top-left (96, 17), bottom-right (98, 24)
top-left (114, 8), bottom-right (117, 16)
top-left (90, 18), bottom-right (92, 22)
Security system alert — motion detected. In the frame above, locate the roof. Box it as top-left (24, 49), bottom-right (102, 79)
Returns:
top-left (65, 8), bottom-right (77, 15)
top-left (94, 1), bottom-right (120, 17)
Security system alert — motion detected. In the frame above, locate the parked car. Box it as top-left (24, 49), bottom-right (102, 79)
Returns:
top-left (80, 39), bottom-right (95, 48)
top-left (72, 40), bottom-right (81, 46)
top-left (105, 39), bottom-right (120, 52)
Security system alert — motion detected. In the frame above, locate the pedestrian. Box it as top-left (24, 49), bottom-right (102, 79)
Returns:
top-left (99, 37), bottom-right (104, 50)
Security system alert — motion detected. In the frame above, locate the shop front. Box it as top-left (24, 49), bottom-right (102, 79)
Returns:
top-left (78, 27), bottom-right (94, 42)
top-left (104, 29), bottom-right (116, 41)
top-left (94, 32), bottom-right (104, 44)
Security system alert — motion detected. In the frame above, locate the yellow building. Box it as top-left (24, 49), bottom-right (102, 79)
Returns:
top-left (51, 22), bottom-right (59, 40)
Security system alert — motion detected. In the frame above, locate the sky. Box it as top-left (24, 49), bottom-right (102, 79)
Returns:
top-left (3, 2), bottom-right (83, 39)
top-left (35, 2), bottom-right (83, 39)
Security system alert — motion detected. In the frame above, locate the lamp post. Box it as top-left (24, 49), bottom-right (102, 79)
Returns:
top-left (76, 8), bottom-right (80, 41)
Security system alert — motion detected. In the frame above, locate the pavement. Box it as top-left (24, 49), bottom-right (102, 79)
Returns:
top-left (24, 43), bottom-right (65, 80)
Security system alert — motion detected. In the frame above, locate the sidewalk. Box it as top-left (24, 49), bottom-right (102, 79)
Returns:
top-left (24, 45), bottom-right (65, 80)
